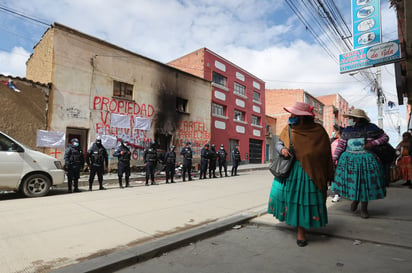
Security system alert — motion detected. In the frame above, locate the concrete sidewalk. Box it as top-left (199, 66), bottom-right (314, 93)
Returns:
top-left (1, 165), bottom-right (272, 273)
top-left (52, 177), bottom-right (412, 273)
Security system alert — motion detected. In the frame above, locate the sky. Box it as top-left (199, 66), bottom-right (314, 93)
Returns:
top-left (0, 0), bottom-right (406, 145)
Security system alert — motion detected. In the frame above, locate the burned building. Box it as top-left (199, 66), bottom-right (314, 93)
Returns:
top-left (26, 23), bottom-right (211, 167)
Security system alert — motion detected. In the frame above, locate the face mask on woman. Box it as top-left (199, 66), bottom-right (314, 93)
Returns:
top-left (347, 118), bottom-right (355, 126)
top-left (288, 116), bottom-right (300, 125)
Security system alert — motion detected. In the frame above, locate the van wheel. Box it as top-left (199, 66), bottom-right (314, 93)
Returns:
top-left (21, 174), bottom-right (51, 197)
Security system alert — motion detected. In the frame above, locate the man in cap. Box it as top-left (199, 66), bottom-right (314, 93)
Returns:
top-left (231, 144), bottom-right (241, 176)
top-left (217, 144), bottom-right (228, 177)
top-left (86, 135), bottom-right (108, 190)
top-left (64, 138), bottom-right (84, 193)
top-left (164, 145), bottom-right (177, 183)
top-left (113, 137), bottom-right (131, 188)
top-left (199, 143), bottom-right (210, 179)
top-left (180, 141), bottom-right (193, 181)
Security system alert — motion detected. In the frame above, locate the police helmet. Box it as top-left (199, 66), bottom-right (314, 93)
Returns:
top-left (71, 138), bottom-right (79, 144)
top-left (150, 141), bottom-right (156, 148)
top-left (186, 141), bottom-right (191, 145)
top-left (205, 143), bottom-right (209, 147)
top-left (211, 144), bottom-right (215, 148)
top-left (170, 145), bottom-right (175, 151)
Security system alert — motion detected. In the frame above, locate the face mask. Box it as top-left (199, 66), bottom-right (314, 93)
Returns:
top-left (73, 142), bottom-right (79, 147)
top-left (332, 132), bottom-right (336, 138)
top-left (347, 119), bottom-right (355, 126)
top-left (288, 116), bottom-right (300, 125)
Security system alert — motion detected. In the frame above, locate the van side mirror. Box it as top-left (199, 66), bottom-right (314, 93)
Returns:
top-left (11, 143), bottom-right (24, 152)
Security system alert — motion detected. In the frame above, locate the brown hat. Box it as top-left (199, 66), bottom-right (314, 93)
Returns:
top-left (343, 108), bottom-right (370, 122)
top-left (283, 102), bottom-right (314, 116)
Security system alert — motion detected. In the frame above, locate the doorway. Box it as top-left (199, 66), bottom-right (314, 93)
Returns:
top-left (66, 128), bottom-right (88, 155)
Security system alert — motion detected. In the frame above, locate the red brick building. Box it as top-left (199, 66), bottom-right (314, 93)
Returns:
top-left (169, 48), bottom-right (266, 163)
top-left (317, 94), bottom-right (350, 135)
top-left (265, 89), bottom-right (325, 135)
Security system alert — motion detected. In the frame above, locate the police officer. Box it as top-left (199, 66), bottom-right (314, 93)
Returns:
top-left (199, 143), bottom-right (209, 179)
top-left (217, 144), bottom-right (228, 177)
top-left (113, 138), bottom-right (131, 188)
top-left (180, 141), bottom-right (193, 181)
top-left (208, 144), bottom-right (218, 178)
top-left (143, 141), bottom-right (158, 186)
top-left (64, 138), bottom-right (84, 193)
top-left (86, 136), bottom-right (108, 191)
top-left (231, 144), bottom-right (241, 176)
top-left (164, 145), bottom-right (176, 184)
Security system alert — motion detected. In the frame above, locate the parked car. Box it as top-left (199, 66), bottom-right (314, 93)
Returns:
top-left (0, 131), bottom-right (65, 197)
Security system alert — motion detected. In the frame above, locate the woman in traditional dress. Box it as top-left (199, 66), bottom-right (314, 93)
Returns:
top-left (268, 102), bottom-right (334, 247)
top-left (332, 109), bottom-right (389, 218)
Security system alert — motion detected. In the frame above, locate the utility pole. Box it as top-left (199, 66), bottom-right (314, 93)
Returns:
top-left (376, 67), bottom-right (384, 129)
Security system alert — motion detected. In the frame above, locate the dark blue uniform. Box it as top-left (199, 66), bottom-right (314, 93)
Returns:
top-left (113, 142), bottom-right (131, 188)
top-left (86, 139), bottom-right (108, 190)
top-left (180, 143), bottom-right (193, 181)
top-left (217, 146), bottom-right (228, 177)
top-left (200, 145), bottom-right (210, 179)
top-left (208, 145), bottom-right (218, 178)
top-left (164, 146), bottom-right (176, 183)
top-left (231, 146), bottom-right (241, 176)
top-left (144, 143), bottom-right (158, 185)
top-left (64, 139), bottom-right (84, 193)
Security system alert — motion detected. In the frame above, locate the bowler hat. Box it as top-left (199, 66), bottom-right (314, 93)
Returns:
top-left (284, 102), bottom-right (314, 116)
top-left (343, 108), bottom-right (370, 122)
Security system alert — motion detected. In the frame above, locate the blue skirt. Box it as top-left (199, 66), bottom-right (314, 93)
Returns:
top-left (267, 161), bottom-right (327, 229)
top-left (332, 151), bottom-right (386, 201)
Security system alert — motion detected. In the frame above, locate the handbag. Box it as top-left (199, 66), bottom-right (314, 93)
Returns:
top-left (269, 126), bottom-right (295, 179)
top-left (372, 143), bottom-right (396, 164)
top-left (390, 163), bottom-right (402, 183)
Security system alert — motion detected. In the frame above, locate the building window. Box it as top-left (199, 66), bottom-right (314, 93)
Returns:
top-left (234, 110), bottom-right (245, 121)
top-left (212, 103), bottom-right (225, 116)
top-left (253, 91), bottom-right (260, 102)
top-left (212, 71), bottom-right (227, 87)
top-left (113, 80), bottom-right (133, 100)
top-left (176, 97), bottom-right (188, 113)
top-left (234, 82), bottom-right (246, 96)
top-left (251, 115), bottom-right (261, 125)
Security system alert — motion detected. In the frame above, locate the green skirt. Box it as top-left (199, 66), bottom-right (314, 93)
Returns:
top-left (267, 161), bottom-right (327, 229)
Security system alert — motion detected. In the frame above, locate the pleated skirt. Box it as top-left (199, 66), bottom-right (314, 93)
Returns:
top-left (332, 151), bottom-right (386, 201)
top-left (267, 161), bottom-right (327, 229)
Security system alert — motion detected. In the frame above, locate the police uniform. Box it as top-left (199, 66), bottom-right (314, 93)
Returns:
top-left (86, 138), bottom-right (108, 190)
top-left (64, 138), bottom-right (84, 193)
top-left (164, 146), bottom-right (176, 183)
top-left (200, 144), bottom-right (210, 179)
top-left (208, 144), bottom-right (218, 178)
top-left (180, 142), bottom-right (193, 181)
top-left (144, 142), bottom-right (158, 185)
top-left (231, 145), bottom-right (241, 176)
top-left (217, 144), bottom-right (228, 177)
top-left (113, 141), bottom-right (131, 188)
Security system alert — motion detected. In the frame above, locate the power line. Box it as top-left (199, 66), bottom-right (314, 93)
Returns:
top-left (0, 4), bottom-right (50, 27)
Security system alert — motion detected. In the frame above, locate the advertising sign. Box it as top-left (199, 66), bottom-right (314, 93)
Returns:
top-left (339, 40), bottom-right (401, 73)
top-left (352, 0), bottom-right (381, 49)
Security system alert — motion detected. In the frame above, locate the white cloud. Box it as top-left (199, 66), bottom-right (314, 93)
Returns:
top-left (0, 47), bottom-right (29, 77)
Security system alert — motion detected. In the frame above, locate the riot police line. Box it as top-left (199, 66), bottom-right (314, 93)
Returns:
top-left (64, 138), bottom-right (242, 193)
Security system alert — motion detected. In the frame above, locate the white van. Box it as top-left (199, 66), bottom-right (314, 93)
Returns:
top-left (0, 131), bottom-right (65, 197)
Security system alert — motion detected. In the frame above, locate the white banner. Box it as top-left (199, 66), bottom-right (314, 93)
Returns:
top-left (134, 117), bottom-right (151, 131)
top-left (36, 130), bottom-right (66, 147)
top-left (101, 135), bottom-right (117, 149)
top-left (111, 113), bottom-right (131, 129)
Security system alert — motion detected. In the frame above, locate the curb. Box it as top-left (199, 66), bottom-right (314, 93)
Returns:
top-left (51, 209), bottom-right (266, 273)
